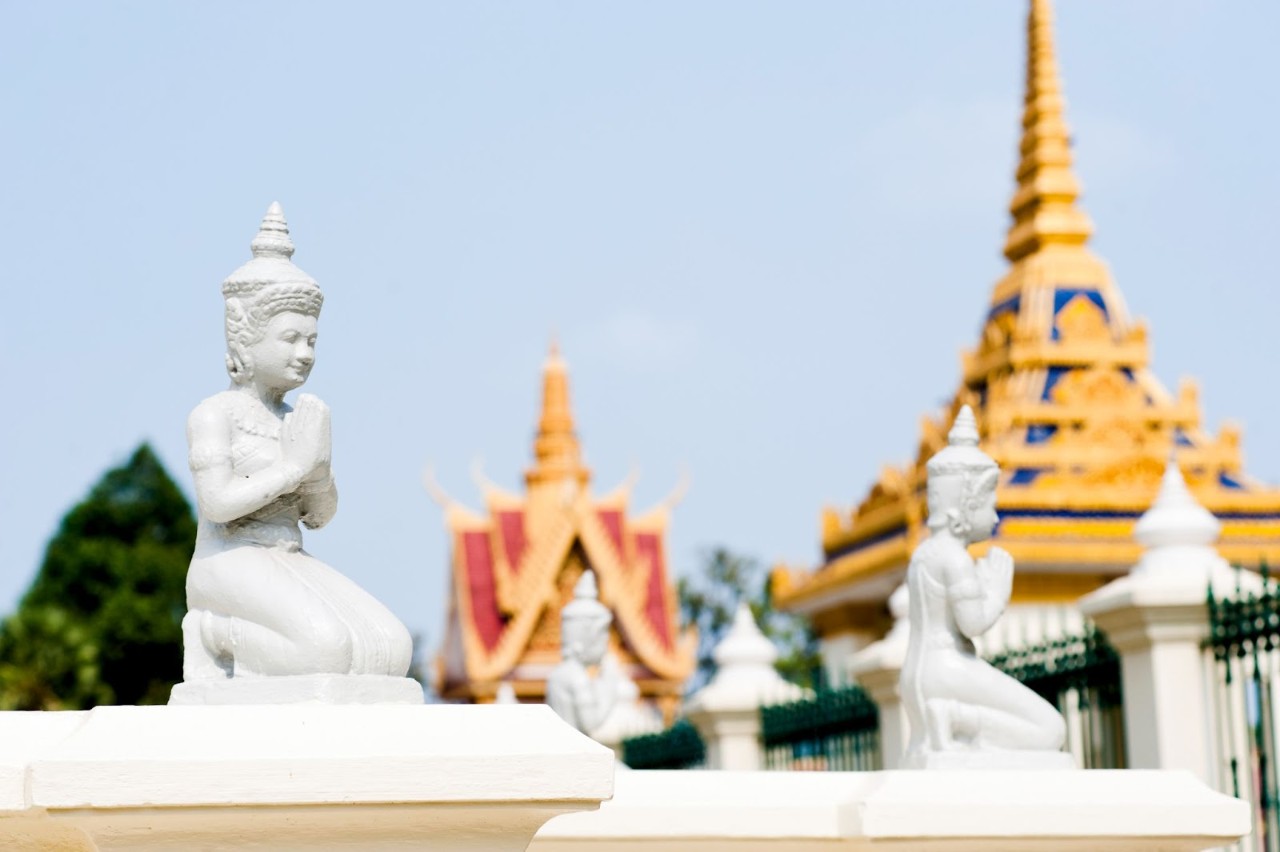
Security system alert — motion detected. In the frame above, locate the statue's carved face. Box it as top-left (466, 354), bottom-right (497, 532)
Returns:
top-left (964, 489), bottom-right (999, 544)
top-left (564, 617), bottom-right (609, 666)
top-left (929, 467), bottom-right (1000, 544)
top-left (960, 468), bottom-right (1000, 544)
top-left (246, 312), bottom-right (317, 393)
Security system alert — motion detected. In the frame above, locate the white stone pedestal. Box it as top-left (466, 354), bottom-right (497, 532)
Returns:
top-left (0, 704), bottom-right (614, 850)
top-left (532, 768), bottom-right (1248, 851)
top-left (169, 673), bottom-right (425, 705)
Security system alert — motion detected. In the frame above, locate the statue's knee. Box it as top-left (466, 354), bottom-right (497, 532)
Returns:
top-left (1034, 703), bottom-right (1067, 750)
top-left (387, 624), bottom-right (413, 676)
top-left (303, 620), bottom-right (354, 673)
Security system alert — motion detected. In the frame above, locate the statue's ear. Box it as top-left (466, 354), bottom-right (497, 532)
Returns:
top-left (223, 297), bottom-right (254, 385)
top-left (226, 344), bottom-right (251, 384)
top-left (945, 507), bottom-right (968, 538)
top-left (974, 468), bottom-right (1000, 496)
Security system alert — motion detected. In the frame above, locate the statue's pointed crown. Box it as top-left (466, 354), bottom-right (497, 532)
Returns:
top-left (250, 201), bottom-right (295, 259)
top-left (926, 405), bottom-right (998, 477)
top-left (562, 570), bottom-right (611, 623)
top-left (222, 202), bottom-right (322, 303)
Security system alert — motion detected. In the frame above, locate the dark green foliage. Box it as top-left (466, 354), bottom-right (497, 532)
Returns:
top-left (0, 444), bottom-right (195, 708)
top-left (622, 719), bottom-right (706, 769)
top-left (677, 547), bottom-right (821, 691)
top-left (0, 606), bottom-right (112, 710)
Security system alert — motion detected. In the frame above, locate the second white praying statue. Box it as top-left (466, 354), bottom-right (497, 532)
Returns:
top-left (900, 405), bottom-right (1070, 768)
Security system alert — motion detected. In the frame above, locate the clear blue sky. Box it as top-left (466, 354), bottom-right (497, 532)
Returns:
top-left (2, 2), bottom-right (1277, 654)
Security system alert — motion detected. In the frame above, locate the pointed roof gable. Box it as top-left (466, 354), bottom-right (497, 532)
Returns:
top-left (433, 343), bottom-right (695, 701)
top-left (775, 0), bottom-right (1280, 613)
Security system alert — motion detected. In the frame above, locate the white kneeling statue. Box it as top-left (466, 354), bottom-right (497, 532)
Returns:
top-left (900, 405), bottom-right (1069, 768)
top-left (170, 203), bottom-right (418, 705)
top-left (547, 571), bottom-right (621, 734)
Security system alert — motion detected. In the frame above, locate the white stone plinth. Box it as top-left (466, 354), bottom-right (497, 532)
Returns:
top-left (907, 749), bottom-right (1077, 770)
top-left (169, 673), bottom-right (425, 705)
top-left (532, 768), bottom-right (1248, 851)
top-left (0, 703), bottom-right (614, 850)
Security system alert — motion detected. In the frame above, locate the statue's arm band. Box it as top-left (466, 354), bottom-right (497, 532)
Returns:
top-left (188, 445), bottom-right (225, 472)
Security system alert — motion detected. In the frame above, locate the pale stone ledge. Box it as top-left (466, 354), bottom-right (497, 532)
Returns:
top-left (533, 768), bottom-right (1249, 851)
top-left (0, 704), bottom-right (614, 851)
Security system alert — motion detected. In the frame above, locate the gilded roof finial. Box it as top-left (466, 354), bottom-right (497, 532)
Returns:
top-left (527, 338), bottom-right (591, 489)
top-left (1002, 0), bottom-right (1094, 263)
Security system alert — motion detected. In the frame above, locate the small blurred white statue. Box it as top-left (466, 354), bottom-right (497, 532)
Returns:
top-left (901, 405), bottom-right (1068, 767)
top-left (547, 571), bottom-right (621, 733)
top-left (170, 203), bottom-right (416, 704)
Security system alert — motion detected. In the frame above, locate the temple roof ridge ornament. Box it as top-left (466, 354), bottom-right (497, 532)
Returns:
top-left (1002, 0), bottom-right (1094, 263)
top-left (632, 467), bottom-right (693, 525)
top-left (527, 338), bottom-right (591, 490)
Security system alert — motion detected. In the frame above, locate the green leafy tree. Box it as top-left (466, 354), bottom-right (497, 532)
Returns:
top-left (0, 606), bottom-right (112, 710)
top-left (0, 444), bottom-right (196, 708)
top-left (678, 547), bottom-right (821, 692)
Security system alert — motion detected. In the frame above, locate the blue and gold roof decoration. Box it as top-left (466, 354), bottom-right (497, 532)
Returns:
top-left (775, 0), bottom-right (1280, 622)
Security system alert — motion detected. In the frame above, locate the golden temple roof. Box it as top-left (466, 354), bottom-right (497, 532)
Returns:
top-left (774, 0), bottom-right (1280, 616)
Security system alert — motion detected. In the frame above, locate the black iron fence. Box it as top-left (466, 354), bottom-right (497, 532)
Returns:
top-left (621, 718), bottom-right (707, 770)
top-left (1207, 569), bottom-right (1280, 852)
top-left (760, 684), bottom-right (882, 771)
top-left (987, 624), bottom-right (1126, 769)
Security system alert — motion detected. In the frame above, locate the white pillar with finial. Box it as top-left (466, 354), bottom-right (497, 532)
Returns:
top-left (848, 584), bottom-right (910, 769)
top-left (684, 604), bottom-right (807, 771)
top-left (1080, 458), bottom-right (1254, 782)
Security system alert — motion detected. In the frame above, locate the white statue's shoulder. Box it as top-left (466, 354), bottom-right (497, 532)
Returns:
top-left (190, 391), bottom-right (289, 443)
top-left (910, 535), bottom-right (971, 577)
top-left (186, 392), bottom-right (245, 472)
top-left (188, 391), bottom-right (245, 436)
top-left (548, 659), bottom-right (587, 685)
top-left (188, 390), bottom-right (247, 422)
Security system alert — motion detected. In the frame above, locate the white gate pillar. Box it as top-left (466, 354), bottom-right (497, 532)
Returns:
top-left (1081, 459), bottom-right (1250, 783)
top-left (685, 605), bottom-right (806, 770)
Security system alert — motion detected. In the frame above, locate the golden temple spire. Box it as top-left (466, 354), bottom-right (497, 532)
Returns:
top-left (1002, 0), bottom-right (1094, 263)
top-left (526, 338), bottom-right (591, 489)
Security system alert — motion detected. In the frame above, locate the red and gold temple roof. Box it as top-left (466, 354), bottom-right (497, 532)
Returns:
top-left (774, 0), bottom-right (1280, 624)
top-left (433, 344), bottom-right (695, 703)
